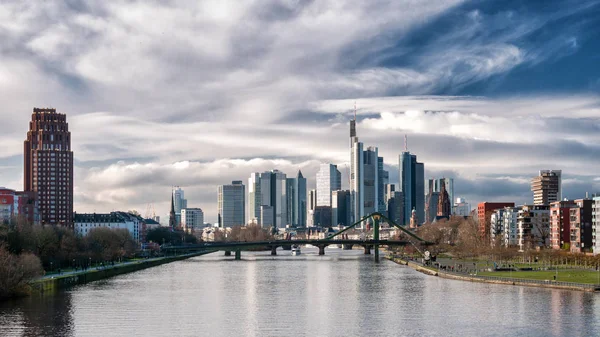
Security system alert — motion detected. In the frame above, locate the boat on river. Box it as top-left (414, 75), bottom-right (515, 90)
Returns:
top-left (291, 245), bottom-right (301, 256)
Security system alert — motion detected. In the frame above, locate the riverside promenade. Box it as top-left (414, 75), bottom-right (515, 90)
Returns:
top-left (387, 253), bottom-right (600, 292)
top-left (30, 251), bottom-right (214, 295)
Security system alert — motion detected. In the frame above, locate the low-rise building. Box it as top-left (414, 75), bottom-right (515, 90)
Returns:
top-left (74, 212), bottom-right (141, 242)
top-left (490, 208), bottom-right (505, 244)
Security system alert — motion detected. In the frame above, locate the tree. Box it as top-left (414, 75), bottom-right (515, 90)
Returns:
top-left (0, 244), bottom-right (43, 299)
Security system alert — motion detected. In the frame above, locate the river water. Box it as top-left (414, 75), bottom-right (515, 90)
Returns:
top-left (1, 247), bottom-right (599, 337)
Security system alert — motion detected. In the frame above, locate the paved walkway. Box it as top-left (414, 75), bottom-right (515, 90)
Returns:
top-left (38, 257), bottom-right (168, 280)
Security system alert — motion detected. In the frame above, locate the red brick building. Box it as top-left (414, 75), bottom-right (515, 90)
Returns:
top-left (0, 188), bottom-right (39, 224)
top-left (477, 202), bottom-right (515, 239)
top-left (24, 108), bottom-right (73, 227)
top-left (549, 200), bottom-right (576, 250)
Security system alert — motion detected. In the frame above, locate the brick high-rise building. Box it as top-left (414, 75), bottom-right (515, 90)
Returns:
top-left (24, 108), bottom-right (73, 227)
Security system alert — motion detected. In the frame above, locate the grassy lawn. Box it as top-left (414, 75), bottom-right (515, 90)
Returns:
top-left (478, 270), bottom-right (600, 284)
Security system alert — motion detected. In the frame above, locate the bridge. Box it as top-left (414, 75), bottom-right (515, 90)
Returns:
top-left (163, 212), bottom-right (431, 263)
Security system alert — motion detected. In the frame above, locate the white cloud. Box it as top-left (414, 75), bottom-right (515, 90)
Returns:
top-left (1, 0), bottom-right (599, 221)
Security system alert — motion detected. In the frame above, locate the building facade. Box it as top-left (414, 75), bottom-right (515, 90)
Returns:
top-left (387, 191), bottom-right (404, 226)
top-left (363, 147), bottom-right (379, 220)
top-left (454, 197), bottom-right (471, 216)
top-left (477, 202), bottom-right (515, 239)
top-left (531, 170), bottom-right (562, 205)
top-left (248, 170), bottom-right (287, 228)
top-left (181, 208), bottom-right (204, 232)
top-left (549, 200), bottom-right (576, 250)
top-left (24, 108), bottom-right (73, 227)
top-left (316, 164), bottom-right (342, 207)
top-left (0, 188), bottom-right (40, 225)
top-left (74, 212), bottom-right (140, 242)
top-left (592, 196), bottom-right (600, 255)
top-left (218, 181), bottom-right (245, 227)
top-left (172, 187), bottom-right (187, 226)
top-left (332, 190), bottom-right (351, 227)
top-left (502, 206), bottom-right (520, 247)
top-left (285, 170), bottom-right (307, 227)
top-left (569, 199), bottom-right (593, 253)
top-left (517, 205), bottom-right (550, 251)
top-left (377, 157), bottom-right (389, 214)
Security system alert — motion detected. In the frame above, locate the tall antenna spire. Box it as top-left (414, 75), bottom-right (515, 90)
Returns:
top-left (354, 101), bottom-right (357, 120)
top-left (404, 134), bottom-right (408, 152)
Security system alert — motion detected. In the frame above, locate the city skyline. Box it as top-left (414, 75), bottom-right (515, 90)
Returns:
top-left (1, 1), bottom-right (600, 223)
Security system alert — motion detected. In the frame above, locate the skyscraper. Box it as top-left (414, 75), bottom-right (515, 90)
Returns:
top-left (247, 170), bottom-right (287, 228)
top-left (332, 190), bottom-right (351, 227)
top-left (377, 157), bottom-right (389, 214)
top-left (218, 180), bottom-right (245, 227)
top-left (349, 108), bottom-right (380, 226)
top-left (531, 170), bottom-right (562, 205)
top-left (286, 170), bottom-right (307, 227)
top-left (316, 164), bottom-right (341, 207)
top-left (399, 151), bottom-right (424, 226)
top-left (363, 147), bottom-right (379, 217)
top-left (437, 178), bottom-right (451, 218)
top-left (172, 187), bottom-right (187, 225)
top-left (24, 108), bottom-right (73, 227)
top-left (425, 179), bottom-right (439, 223)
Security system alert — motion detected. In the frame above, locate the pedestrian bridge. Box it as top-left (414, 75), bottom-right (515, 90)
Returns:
top-left (162, 212), bottom-right (432, 263)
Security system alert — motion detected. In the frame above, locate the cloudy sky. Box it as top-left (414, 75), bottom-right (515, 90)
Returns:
top-left (1, 0), bottom-right (600, 223)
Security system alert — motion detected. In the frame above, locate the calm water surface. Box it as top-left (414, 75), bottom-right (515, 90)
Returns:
top-left (1, 247), bottom-right (599, 337)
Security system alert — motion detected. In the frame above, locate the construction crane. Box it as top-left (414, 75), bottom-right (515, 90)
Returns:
top-left (144, 203), bottom-right (156, 219)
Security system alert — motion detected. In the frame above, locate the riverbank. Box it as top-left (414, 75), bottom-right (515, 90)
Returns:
top-left (387, 255), bottom-right (600, 292)
top-left (28, 251), bottom-right (215, 296)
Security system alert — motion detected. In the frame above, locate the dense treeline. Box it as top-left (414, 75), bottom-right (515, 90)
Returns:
top-left (0, 217), bottom-right (139, 298)
top-left (1, 219), bottom-right (138, 270)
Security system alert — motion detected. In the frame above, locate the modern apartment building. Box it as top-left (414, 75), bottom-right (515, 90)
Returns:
top-left (569, 199), bottom-right (593, 253)
top-left (502, 206), bottom-right (520, 247)
top-left (517, 205), bottom-right (550, 251)
top-left (0, 188), bottom-right (39, 225)
top-left (477, 202), bottom-right (515, 239)
top-left (24, 108), bottom-right (73, 227)
top-left (592, 196), bottom-right (600, 255)
top-left (531, 170), bottom-right (562, 205)
top-left (549, 200), bottom-right (577, 250)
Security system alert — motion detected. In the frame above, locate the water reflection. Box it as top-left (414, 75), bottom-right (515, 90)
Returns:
top-left (0, 249), bottom-right (599, 337)
top-left (0, 292), bottom-right (74, 337)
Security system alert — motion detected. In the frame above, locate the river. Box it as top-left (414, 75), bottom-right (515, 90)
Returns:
top-left (1, 247), bottom-right (599, 337)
